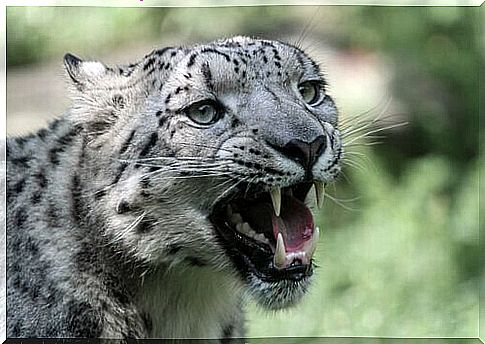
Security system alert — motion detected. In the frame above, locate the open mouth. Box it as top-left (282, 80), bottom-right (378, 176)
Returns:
top-left (211, 181), bottom-right (324, 282)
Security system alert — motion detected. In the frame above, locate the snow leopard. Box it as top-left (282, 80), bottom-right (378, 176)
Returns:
top-left (6, 36), bottom-right (342, 340)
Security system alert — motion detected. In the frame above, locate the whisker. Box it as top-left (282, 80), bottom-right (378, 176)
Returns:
top-left (294, 7), bottom-right (320, 52)
top-left (175, 142), bottom-right (234, 154)
top-left (337, 170), bottom-right (352, 184)
top-left (341, 159), bottom-right (367, 172)
top-left (324, 193), bottom-right (359, 212)
top-left (343, 122), bottom-right (408, 146)
top-left (112, 211), bottom-right (146, 243)
top-left (148, 172), bottom-right (234, 180)
top-left (243, 175), bottom-right (260, 199)
top-left (123, 156), bottom-right (223, 162)
top-left (342, 151), bottom-right (377, 171)
top-left (344, 142), bottom-right (384, 148)
top-left (211, 176), bottom-right (250, 209)
top-left (340, 117), bottom-right (403, 137)
top-left (339, 96), bottom-right (393, 128)
top-left (128, 162), bottom-right (232, 170)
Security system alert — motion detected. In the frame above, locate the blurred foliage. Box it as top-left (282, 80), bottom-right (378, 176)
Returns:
top-left (6, 6), bottom-right (301, 65)
top-left (335, 7), bottom-right (480, 180)
top-left (244, 339), bottom-right (479, 344)
top-left (6, 5), bottom-right (480, 337)
top-left (7, 7), bottom-right (168, 65)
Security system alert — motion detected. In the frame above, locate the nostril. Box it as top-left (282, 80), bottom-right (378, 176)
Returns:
top-left (280, 140), bottom-right (308, 166)
top-left (312, 135), bottom-right (327, 159)
top-left (271, 135), bottom-right (327, 170)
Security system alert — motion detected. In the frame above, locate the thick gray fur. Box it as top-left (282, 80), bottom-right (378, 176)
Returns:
top-left (6, 36), bottom-right (342, 340)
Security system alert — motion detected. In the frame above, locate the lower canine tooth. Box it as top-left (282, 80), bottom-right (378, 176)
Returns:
top-left (314, 181), bottom-right (325, 209)
top-left (308, 226), bottom-right (320, 258)
top-left (274, 233), bottom-right (286, 269)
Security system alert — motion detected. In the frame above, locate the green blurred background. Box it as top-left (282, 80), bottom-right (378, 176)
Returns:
top-left (6, 5), bottom-right (482, 338)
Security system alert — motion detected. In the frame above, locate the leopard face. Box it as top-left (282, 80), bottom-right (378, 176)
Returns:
top-left (67, 36), bottom-right (342, 310)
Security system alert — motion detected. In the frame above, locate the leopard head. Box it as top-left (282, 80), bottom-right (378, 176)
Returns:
top-left (65, 36), bottom-right (342, 310)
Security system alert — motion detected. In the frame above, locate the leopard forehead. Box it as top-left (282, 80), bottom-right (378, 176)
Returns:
top-left (161, 36), bottom-right (322, 102)
top-left (187, 36), bottom-right (319, 78)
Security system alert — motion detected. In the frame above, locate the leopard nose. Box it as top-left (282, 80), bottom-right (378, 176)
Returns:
top-left (273, 135), bottom-right (327, 170)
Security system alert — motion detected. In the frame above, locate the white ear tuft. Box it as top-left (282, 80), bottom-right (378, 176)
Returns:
top-left (80, 61), bottom-right (106, 78)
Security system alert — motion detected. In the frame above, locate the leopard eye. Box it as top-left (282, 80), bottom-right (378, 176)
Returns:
top-left (298, 81), bottom-right (323, 106)
top-left (185, 100), bottom-right (222, 125)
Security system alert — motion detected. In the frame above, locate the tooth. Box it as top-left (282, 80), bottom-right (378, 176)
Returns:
top-left (239, 225), bottom-right (246, 234)
top-left (314, 182), bottom-right (325, 209)
top-left (274, 233), bottom-right (286, 269)
top-left (270, 187), bottom-right (281, 216)
top-left (242, 223), bottom-right (252, 234)
top-left (231, 213), bottom-right (243, 224)
top-left (308, 226), bottom-right (320, 258)
top-left (256, 233), bottom-right (265, 243)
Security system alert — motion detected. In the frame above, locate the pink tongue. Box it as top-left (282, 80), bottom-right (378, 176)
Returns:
top-left (272, 196), bottom-right (314, 252)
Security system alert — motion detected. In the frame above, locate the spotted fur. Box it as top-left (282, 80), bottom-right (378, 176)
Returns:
top-left (6, 36), bottom-right (342, 339)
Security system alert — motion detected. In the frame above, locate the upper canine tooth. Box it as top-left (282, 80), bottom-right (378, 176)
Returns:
top-left (314, 181), bottom-right (325, 209)
top-left (273, 233), bottom-right (286, 269)
top-left (270, 187), bottom-right (281, 217)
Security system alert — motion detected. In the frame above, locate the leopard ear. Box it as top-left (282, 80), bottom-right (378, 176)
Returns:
top-left (64, 53), bottom-right (107, 90)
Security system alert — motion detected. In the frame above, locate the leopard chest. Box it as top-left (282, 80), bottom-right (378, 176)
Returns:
top-left (137, 267), bottom-right (244, 339)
